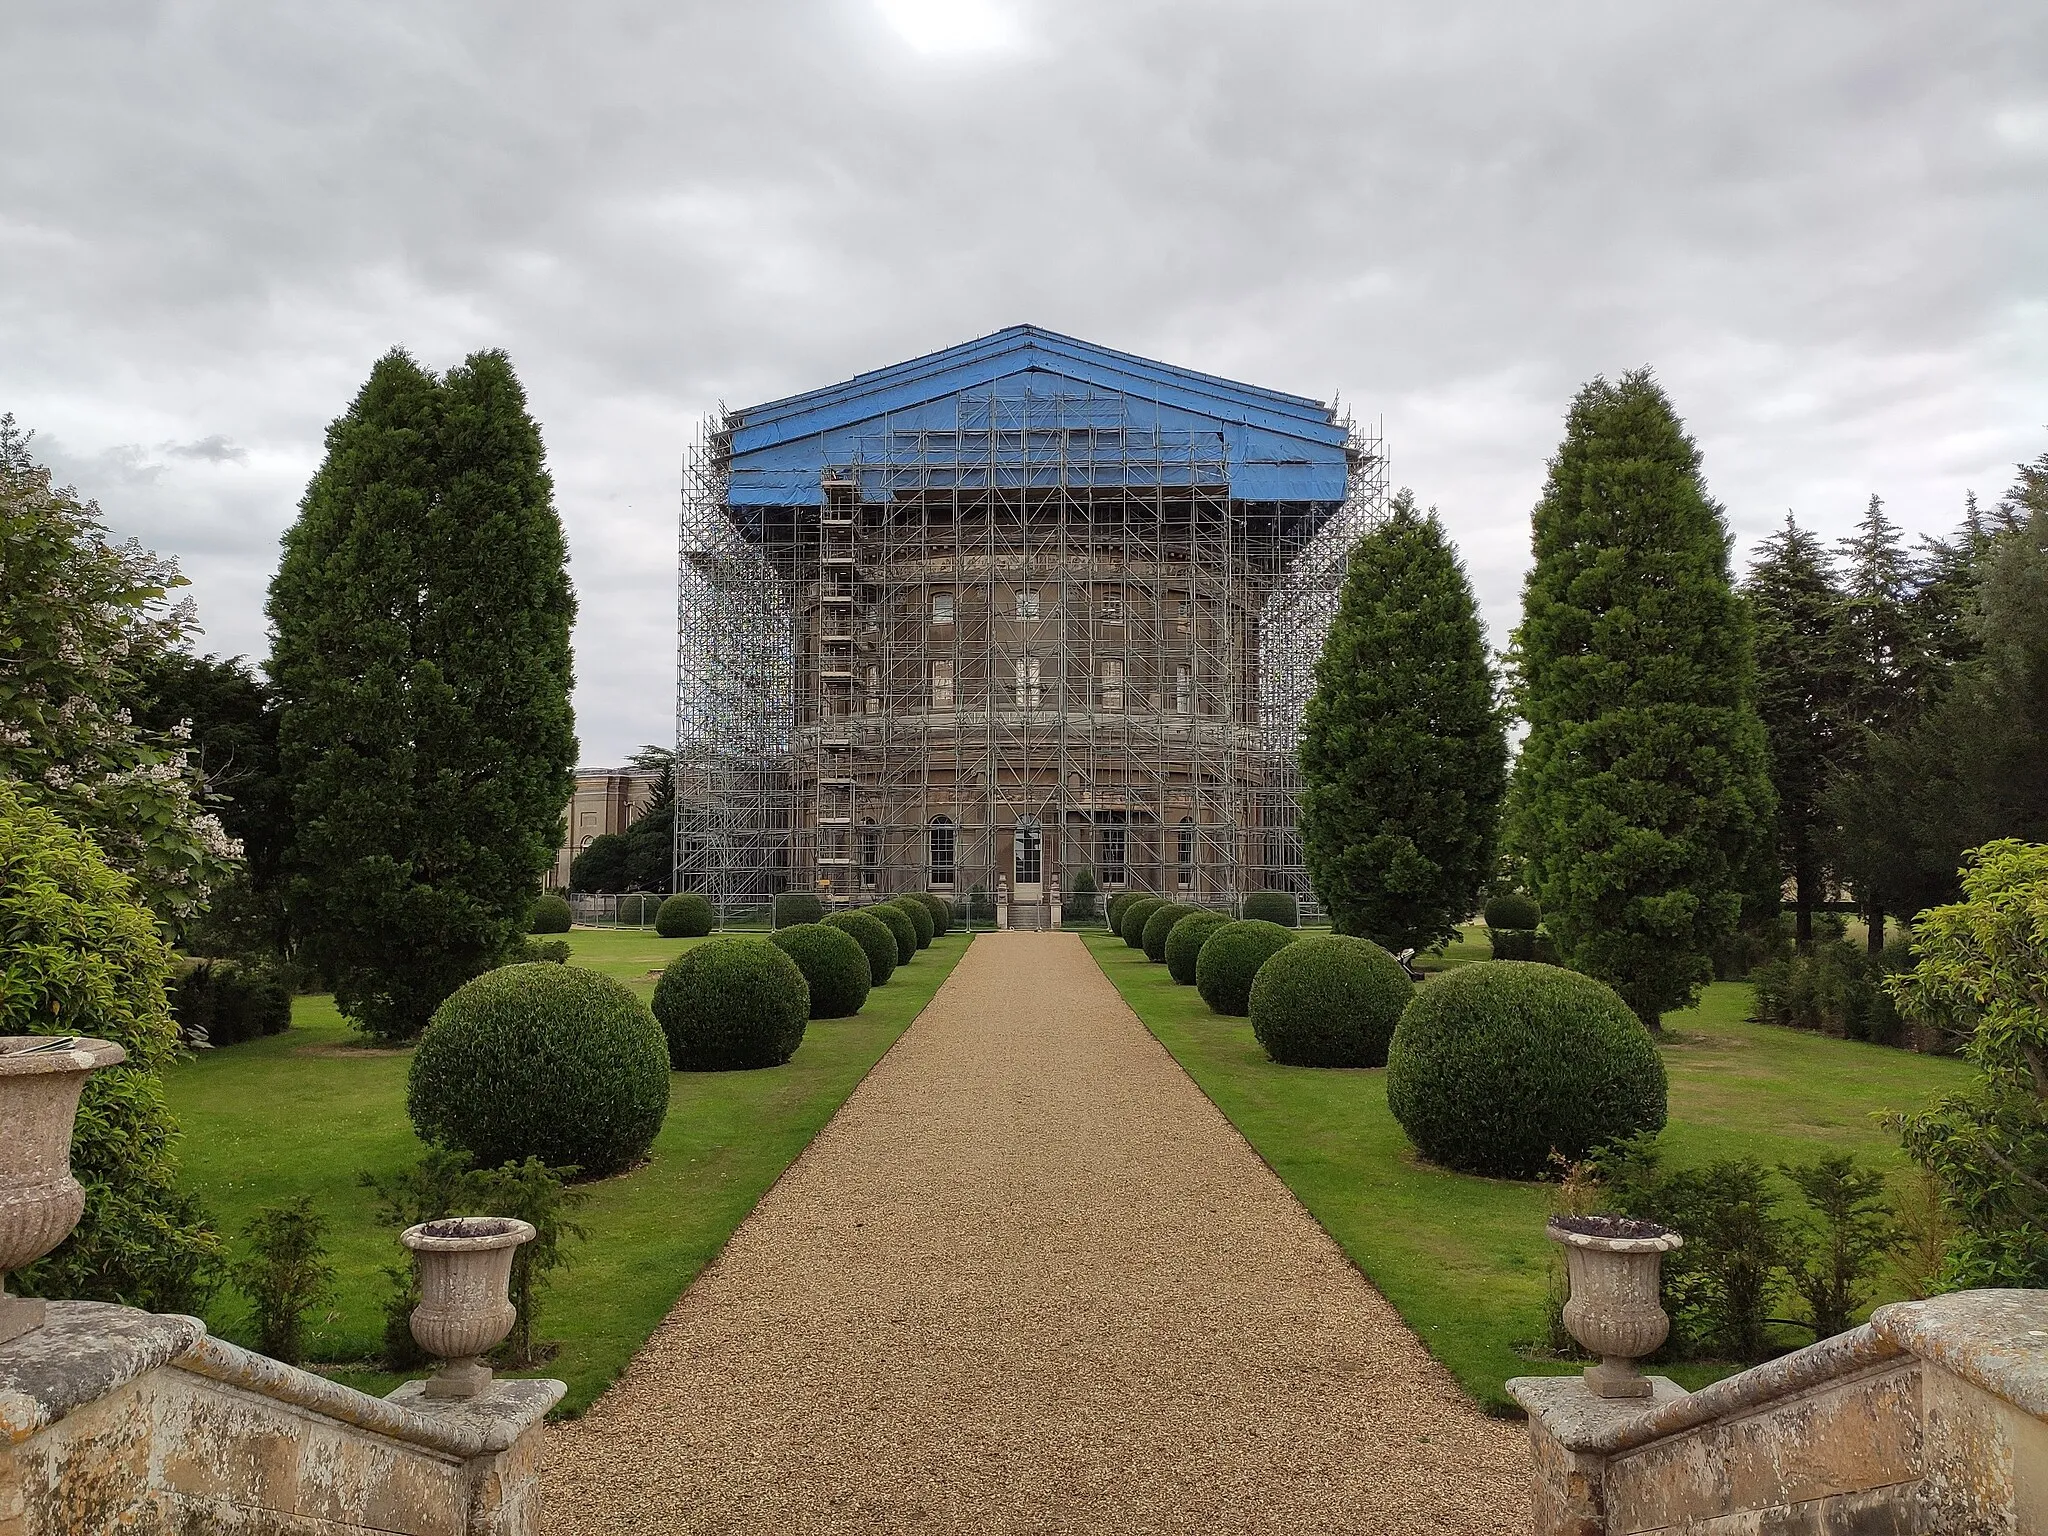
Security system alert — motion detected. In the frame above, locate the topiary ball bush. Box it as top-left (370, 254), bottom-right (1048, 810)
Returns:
top-left (1385, 962), bottom-right (1668, 1179)
top-left (409, 963), bottom-right (670, 1177)
top-left (872, 902), bottom-right (917, 964)
top-left (768, 923), bottom-right (872, 1019)
top-left (1120, 896), bottom-right (1166, 948)
top-left (1483, 892), bottom-right (1541, 931)
top-left (529, 894), bottom-right (572, 933)
top-left (889, 896), bottom-right (935, 950)
top-left (1142, 902), bottom-right (1199, 962)
top-left (1249, 935), bottom-right (1412, 1067)
top-left (1488, 927), bottom-right (1536, 961)
top-left (617, 892), bottom-right (663, 926)
top-left (656, 892), bottom-right (717, 938)
top-left (1165, 910), bottom-right (1230, 985)
top-left (1106, 890), bottom-right (1137, 932)
top-left (1241, 890), bottom-right (1299, 926)
top-left (773, 891), bottom-right (825, 928)
top-left (824, 908), bottom-right (897, 986)
top-left (652, 938), bottom-right (810, 1071)
top-left (1196, 920), bottom-right (1299, 1016)
top-left (909, 891), bottom-right (949, 934)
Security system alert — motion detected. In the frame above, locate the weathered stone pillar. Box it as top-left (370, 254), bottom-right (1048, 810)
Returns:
top-left (1048, 872), bottom-right (1062, 930)
top-left (996, 875), bottom-right (1009, 930)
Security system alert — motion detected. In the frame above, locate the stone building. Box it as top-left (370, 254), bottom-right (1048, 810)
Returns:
top-left (548, 768), bottom-right (661, 890)
top-left (674, 326), bottom-right (1383, 923)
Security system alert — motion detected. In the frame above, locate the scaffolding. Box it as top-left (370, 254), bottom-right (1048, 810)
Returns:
top-left (676, 381), bottom-right (1384, 924)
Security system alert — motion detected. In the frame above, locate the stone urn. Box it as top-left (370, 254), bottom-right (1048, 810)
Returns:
top-left (1547, 1213), bottom-right (1683, 1399)
top-left (400, 1216), bottom-right (535, 1399)
top-left (0, 1036), bottom-right (128, 1345)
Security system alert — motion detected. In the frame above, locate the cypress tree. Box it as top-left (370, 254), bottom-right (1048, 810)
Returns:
top-left (1509, 371), bottom-right (1775, 1031)
top-left (1299, 490), bottom-right (1507, 952)
top-left (269, 349), bottom-right (576, 1041)
top-left (1741, 514), bottom-right (1855, 948)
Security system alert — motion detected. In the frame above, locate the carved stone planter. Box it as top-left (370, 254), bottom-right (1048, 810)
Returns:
top-left (400, 1216), bottom-right (535, 1399)
top-left (0, 1035), bottom-right (128, 1345)
top-left (1548, 1213), bottom-right (1683, 1399)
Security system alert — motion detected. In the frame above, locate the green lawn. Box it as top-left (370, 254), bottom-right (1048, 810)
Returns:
top-left (167, 926), bottom-right (969, 1413)
top-left (1082, 932), bottom-right (1970, 1414)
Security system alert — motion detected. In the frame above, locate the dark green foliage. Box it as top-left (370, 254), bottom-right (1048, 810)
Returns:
top-left (1066, 868), bottom-right (1100, 921)
top-left (1488, 927), bottom-right (1561, 963)
top-left (1508, 371), bottom-right (1776, 1030)
top-left (528, 894), bottom-right (572, 933)
top-left (1241, 890), bottom-right (1299, 926)
top-left (1386, 962), bottom-right (1666, 1178)
top-left (169, 959), bottom-right (292, 1047)
top-left (774, 891), bottom-right (824, 928)
top-left (656, 892), bottom-right (716, 938)
top-left (872, 902), bottom-right (917, 963)
top-left (967, 883), bottom-right (994, 924)
top-left (615, 747), bottom-right (679, 894)
top-left (1141, 902), bottom-right (1198, 962)
top-left (363, 1148), bottom-right (588, 1369)
top-left (652, 938), bottom-right (809, 1071)
top-left (1249, 935), bottom-right (1412, 1067)
top-left (569, 834), bottom-right (630, 893)
top-left (1165, 910), bottom-right (1229, 985)
top-left (617, 892), bottom-right (663, 926)
top-left (1782, 1155), bottom-right (1902, 1339)
top-left (508, 937), bottom-right (570, 965)
top-left (823, 909), bottom-right (896, 986)
top-left (1195, 919), bottom-right (1299, 1016)
top-left (888, 895), bottom-right (935, 949)
top-left (1482, 893), bottom-right (1540, 931)
top-left (1302, 493), bottom-right (1508, 951)
top-left (230, 1196), bottom-right (334, 1365)
top-left (408, 964), bottom-right (670, 1177)
top-left (1120, 896), bottom-right (1167, 948)
top-left (1105, 890), bottom-right (1136, 932)
top-left (1749, 941), bottom-right (1914, 1047)
top-left (4, 783), bottom-right (223, 1311)
top-left (768, 923), bottom-right (871, 1019)
top-left (1711, 912), bottom-right (1794, 981)
top-left (268, 350), bottom-right (577, 1043)
top-left (910, 891), bottom-right (950, 934)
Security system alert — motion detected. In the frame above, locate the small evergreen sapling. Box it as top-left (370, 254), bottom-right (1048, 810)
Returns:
top-left (231, 1196), bottom-right (336, 1365)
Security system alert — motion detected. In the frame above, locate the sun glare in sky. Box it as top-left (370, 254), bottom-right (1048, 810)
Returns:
top-left (873, 0), bottom-right (1018, 56)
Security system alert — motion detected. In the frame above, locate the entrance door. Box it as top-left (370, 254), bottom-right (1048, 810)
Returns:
top-left (1012, 817), bottom-right (1044, 907)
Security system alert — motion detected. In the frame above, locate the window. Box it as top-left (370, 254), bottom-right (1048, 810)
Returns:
top-left (863, 664), bottom-right (881, 716)
top-left (930, 659), bottom-right (954, 710)
top-left (1101, 593), bottom-right (1125, 625)
top-left (1098, 656), bottom-right (1124, 710)
top-left (1015, 589), bottom-right (1040, 621)
top-left (929, 816), bottom-right (955, 887)
top-left (1014, 817), bottom-right (1042, 885)
top-left (858, 819), bottom-right (880, 888)
top-left (931, 592), bottom-right (954, 626)
top-left (1175, 665), bottom-right (1192, 716)
top-left (1177, 818), bottom-right (1195, 889)
top-left (1098, 819), bottom-right (1126, 886)
top-left (1014, 655), bottom-right (1042, 708)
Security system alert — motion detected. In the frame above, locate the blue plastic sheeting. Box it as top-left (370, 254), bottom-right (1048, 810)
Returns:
top-left (721, 325), bottom-right (1349, 508)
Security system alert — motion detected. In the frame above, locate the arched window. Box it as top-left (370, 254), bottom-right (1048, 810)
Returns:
top-left (929, 816), bottom-right (956, 887)
top-left (858, 818), bottom-right (880, 888)
top-left (1176, 818), bottom-right (1195, 889)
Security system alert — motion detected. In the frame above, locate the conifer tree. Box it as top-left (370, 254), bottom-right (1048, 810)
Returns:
top-left (269, 349), bottom-right (576, 1041)
top-left (1509, 371), bottom-right (1775, 1031)
top-left (1742, 514), bottom-right (1854, 947)
top-left (1300, 490), bottom-right (1507, 951)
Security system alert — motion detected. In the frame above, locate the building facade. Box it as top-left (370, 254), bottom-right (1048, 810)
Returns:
top-left (675, 326), bottom-right (1382, 923)
top-left (548, 769), bottom-right (661, 890)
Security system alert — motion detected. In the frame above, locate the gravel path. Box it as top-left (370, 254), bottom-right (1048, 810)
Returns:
top-left (543, 931), bottom-right (1528, 1534)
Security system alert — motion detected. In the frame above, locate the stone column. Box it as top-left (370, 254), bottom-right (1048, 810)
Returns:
top-left (1048, 872), bottom-right (1062, 931)
top-left (996, 875), bottom-right (1010, 931)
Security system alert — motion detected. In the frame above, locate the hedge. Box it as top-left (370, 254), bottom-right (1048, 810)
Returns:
top-left (768, 923), bottom-right (872, 1019)
top-left (871, 902), bottom-right (917, 965)
top-left (773, 892), bottom-right (825, 928)
top-left (824, 908), bottom-right (897, 987)
top-left (1106, 890), bottom-right (1140, 933)
top-left (408, 963), bottom-right (670, 1177)
top-left (169, 959), bottom-right (292, 1047)
top-left (1248, 935), bottom-right (1412, 1067)
top-left (1385, 961), bottom-right (1667, 1179)
top-left (910, 891), bottom-right (951, 934)
top-left (1241, 890), bottom-right (1299, 926)
top-left (1482, 892), bottom-right (1541, 931)
top-left (616, 892), bottom-right (663, 926)
top-left (1120, 896), bottom-right (1167, 949)
top-left (528, 894), bottom-right (572, 933)
top-left (1164, 910), bottom-right (1230, 985)
top-left (888, 896), bottom-right (935, 950)
top-left (1195, 919), bottom-right (1299, 1016)
top-left (1141, 902), bottom-right (1199, 962)
top-left (656, 892), bottom-right (717, 938)
top-left (652, 938), bottom-right (810, 1071)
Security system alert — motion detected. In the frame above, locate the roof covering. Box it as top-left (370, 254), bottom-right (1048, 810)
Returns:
top-left (721, 325), bottom-right (1349, 508)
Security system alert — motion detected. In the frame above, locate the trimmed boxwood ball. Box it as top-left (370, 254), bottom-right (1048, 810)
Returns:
top-left (889, 896), bottom-right (935, 949)
top-left (872, 902), bottom-right (917, 964)
top-left (1483, 892), bottom-right (1541, 931)
top-left (408, 963), bottom-right (670, 1177)
top-left (1119, 896), bottom-right (1166, 948)
top-left (824, 908), bottom-right (897, 986)
top-left (768, 923), bottom-right (871, 1019)
top-left (1165, 910), bottom-right (1230, 985)
top-left (910, 891), bottom-right (950, 934)
top-left (773, 891), bottom-right (825, 928)
top-left (1196, 919), bottom-right (1299, 1016)
top-left (652, 938), bottom-right (810, 1071)
top-left (1106, 890), bottom-right (1138, 932)
top-left (1141, 902), bottom-right (1199, 962)
top-left (1241, 889), bottom-right (1299, 926)
top-left (528, 894), bottom-right (571, 933)
top-left (1385, 962), bottom-right (1668, 1179)
top-left (656, 892), bottom-right (716, 938)
top-left (1249, 935), bottom-right (1412, 1067)
top-left (617, 892), bottom-right (663, 926)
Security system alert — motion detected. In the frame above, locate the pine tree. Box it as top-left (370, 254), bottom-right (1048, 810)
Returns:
top-left (1299, 490), bottom-right (1507, 951)
top-left (1742, 514), bottom-right (1855, 947)
top-left (1509, 371), bottom-right (1775, 1031)
top-left (269, 349), bottom-right (576, 1041)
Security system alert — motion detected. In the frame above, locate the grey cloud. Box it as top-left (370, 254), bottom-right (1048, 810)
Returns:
top-left (164, 434), bottom-right (249, 464)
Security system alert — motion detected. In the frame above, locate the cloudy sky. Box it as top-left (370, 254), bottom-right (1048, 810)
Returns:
top-left (7, 1), bottom-right (2044, 764)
